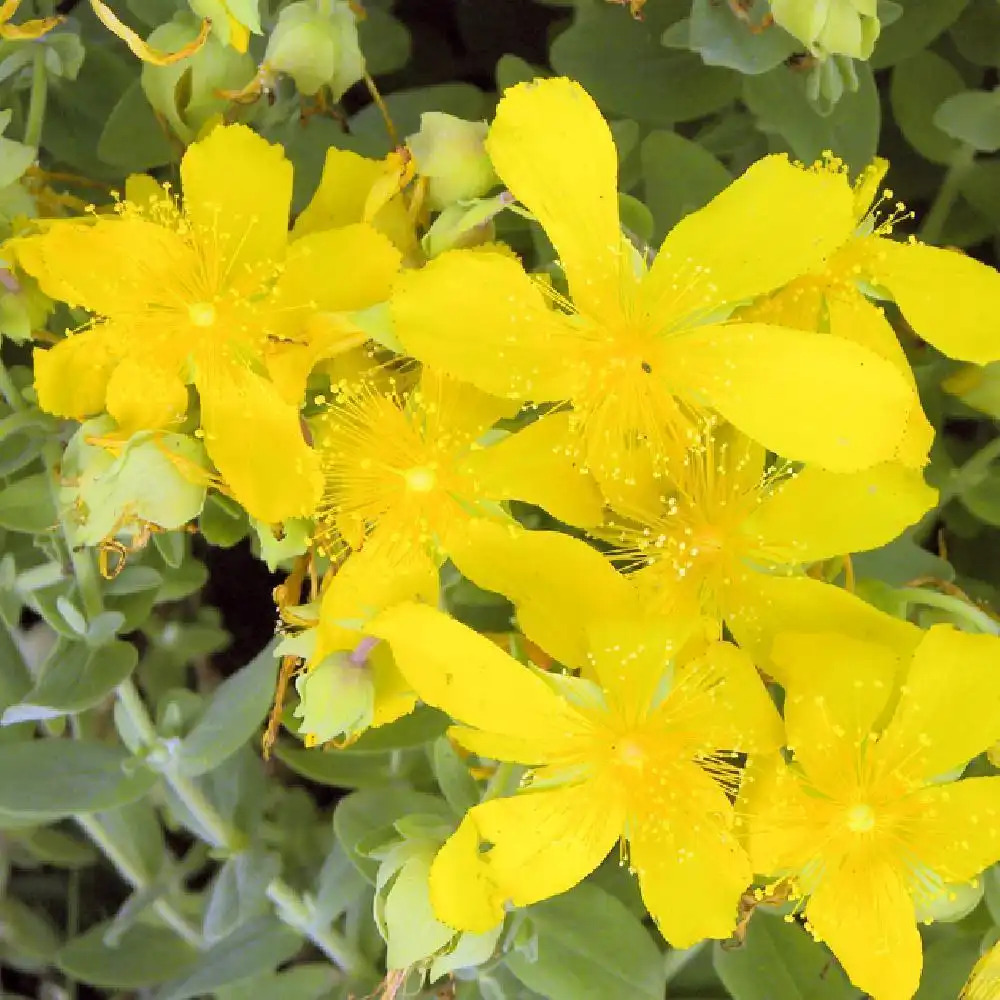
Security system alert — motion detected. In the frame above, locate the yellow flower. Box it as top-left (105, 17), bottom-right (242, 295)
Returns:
top-left (741, 627), bottom-right (1000, 1000)
top-left (598, 424), bottom-right (933, 672)
top-left (391, 77), bottom-right (914, 491)
top-left (963, 940), bottom-right (1000, 1000)
top-left (746, 157), bottom-right (1000, 372)
top-left (312, 367), bottom-right (603, 562)
top-left (369, 602), bottom-right (783, 945)
top-left (0, 0), bottom-right (61, 39)
top-left (15, 125), bottom-right (400, 524)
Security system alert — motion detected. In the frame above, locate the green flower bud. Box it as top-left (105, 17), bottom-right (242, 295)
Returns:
top-left (62, 417), bottom-right (210, 548)
top-left (141, 14), bottom-right (256, 143)
top-left (264, 0), bottom-right (364, 100)
top-left (253, 517), bottom-right (311, 571)
top-left (407, 112), bottom-right (498, 210)
top-left (373, 823), bottom-right (502, 977)
top-left (770, 0), bottom-right (880, 60)
top-left (188, 0), bottom-right (261, 52)
top-left (421, 192), bottom-right (511, 257)
top-left (913, 877), bottom-right (984, 923)
top-left (293, 648), bottom-right (374, 745)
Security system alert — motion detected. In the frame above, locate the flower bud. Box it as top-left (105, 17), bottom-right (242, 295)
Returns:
top-left (142, 14), bottom-right (256, 143)
top-left (770, 0), bottom-right (880, 60)
top-left (188, 0), bottom-right (261, 52)
top-left (61, 418), bottom-right (210, 548)
top-left (407, 112), bottom-right (497, 210)
top-left (264, 0), bottom-right (364, 100)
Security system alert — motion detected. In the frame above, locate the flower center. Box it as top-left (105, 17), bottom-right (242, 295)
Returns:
top-left (846, 803), bottom-right (876, 833)
top-left (403, 466), bottom-right (436, 493)
top-left (189, 302), bottom-right (217, 327)
top-left (615, 738), bottom-right (645, 769)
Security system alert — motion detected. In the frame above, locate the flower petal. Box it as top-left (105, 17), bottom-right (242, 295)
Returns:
top-left (878, 626), bottom-right (1000, 781)
top-left (392, 249), bottom-right (584, 401)
top-left (746, 463), bottom-right (937, 564)
top-left (447, 519), bottom-right (639, 669)
top-left (666, 323), bottom-right (911, 471)
top-left (462, 412), bottom-right (604, 529)
top-left (272, 223), bottom-right (401, 318)
top-left (870, 238), bottom-right (1000, 364)
top-left (774, 632), bottom-right (900, 794)
top-left (416, 368), bottom-right (519, 448)
top-left (631, 772), bottom-right (752, 947)
top-left (32, 327), bottom-right (123, 418)
top-left (430, 778), bottom-right (624, 932)
top-left (487, 78), bottom-right (624, 324)
top-left (195, 351), bottom-right (322, 524)
top-left (725, 573), bottom-right (922, 684)
top-left (180, 124), bottom-right (292, 287)
top-left (906, 777), bottom-right (1000, 887)
top-left (805, 857), bottom-right (922, 1000)
top-left (105, 357), bottom-right (188, 434)
top-left (367, 600), bottom-right (589, 749)
top-left (14, 219), bottom-right (187, 317)
top-left (641, 155), bottom-right (854, 329)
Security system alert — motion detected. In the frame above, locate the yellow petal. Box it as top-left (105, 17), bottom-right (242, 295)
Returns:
top-left (416, 368), bottom-right (519, 449)
top-left (774, 632), bottom-right (900, 794)
top-left (315, 541), bottom-right (439, 660)
top-left (446, 519), bottom-right (639, 669)
top-left (13, 219), bottom-right (189, 317)
top-left (726, 573), bottom-right (922, 684)
top-left (32, 327), bottom-right (122, 418)
top-left (195, 351), bottom-right (322, 524)
top-left (487, 78), bottom-right (624, 325)
top-left (430, 778), bottom-right (625, 932)
top-left (641, 155), bottom-right (854, 329)
top-left (461, 412), bottom-right (604, 529)
top-left (293, 147), bottom-right (416, 256)
top-left (666, 323), bottom-right (911, 471)
top-left (0, 0), bottom-right (62, 40)
top-left (90, 0), bottom-right (209, 64)
top-left (745, 463), bottom-right (937, 563)
top-left (805, 858), bottom-right (922, 1000)
top-left (370, 643), bottom-right (419, 729)
top-left (870, 238), bottom-right (1000, 364)
top-left (906, 777), bottom-right (1000, 885)
top-left (391, 249), bottom-right (584, 401)
top-left (180, 124), bottom-right (292, 287)
top-left (273, 223), bottom-right (401, 316)
top-left (825, 292), bottom-right (934, 469)
top-left (878, 626), bottom-right (1000, 781)
top-left (105, 358), bottom-right (188, 434)
top-left (631, 788), bottom-right (751, 947)
top-left (367, 601), bottom-right (590, 749)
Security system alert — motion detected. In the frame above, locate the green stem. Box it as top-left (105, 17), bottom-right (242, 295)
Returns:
top-left (24, 49), bottom-right (48, 150)
top-left (74, 814), bottom-right (204, 948)
top-left (918, 145), bottom-right (975, 246)
top-left (898, 588), bottom-right (1000, 636)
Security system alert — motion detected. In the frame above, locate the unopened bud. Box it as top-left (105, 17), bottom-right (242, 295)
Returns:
top-left (189, 0), bottom-right (261, 52)
top-left (407, 112), bottom-right (497, 210)
top-left (264, 0), bottom-right (364, 100)
top-left (770, 0), bottom-right (880, 60)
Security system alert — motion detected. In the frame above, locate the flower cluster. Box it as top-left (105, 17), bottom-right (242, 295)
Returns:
top-left (13, 76), bottom-right (1000, 1000)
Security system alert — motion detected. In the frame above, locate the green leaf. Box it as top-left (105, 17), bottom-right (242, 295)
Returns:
top-left (961, 162), bottom-right (1000, 230)
top-left (10, 824), bottom-right (98, 868)
top-left (0, 740), bottom-right (156, 818)
top-left (92, 799), bottom-right (167, 881)
top-left (98, 79), bottom-right (174, 171)
top-left (713, 913), bottom-right (860, 999)
top-left (203, 849), bottom-right (282, 944)
top-left (853, 528), bottom-right (955, 586)
top-left (175, 642), bottom-right (277, 776)
top-left (312, 843), bottom-right (368, 927)
top-left (334, 788), bottom-right (453, 882)
top-left (213, 965), bottom-right (338, 1000)
top-left (871, 0), bottom-right (971, 68)
top-left (913, 932), bottom-right (981, 1000)
top-left (0, 898), bottom-right (61, 962)
top-left (1, 638), bottom-right (137, 724)
top-left (934, 89), bottom-right (1000, 153)
top-left (275, 744), bottom-right (397, 789)
top-left (199, 493), bottom-right (251, 548)
top-left (0, 473), bottom-right (56, 533)
top-left (685, 0), bottom-right (797, 75)
top-left (358, 8), bottom-right (411, 76)
top-left (431, 736), bottom-right (479, 816)
top-left (949, 0), bottom-right (1000, 67)
top-left (58, 923), bottom-right (199, 989)
top-left (890, 52), bottom-right (965, 164)
top-left (959, 469), bottom-right (1000, 525)
top-left (496, 54), bottom-right (542, 92)
top-left (506, 882), bottom-right (666, 1000)
top-left (550, 0), bottom-right (739, 126)
top-left (743, 62), bottom-right (880, 173)
top-left (336, 705), bottom-right (450, 753)
top-left (155, 917), bottom-right (303, 1000)
top-left (641, 130), bottom-right (731, 241)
